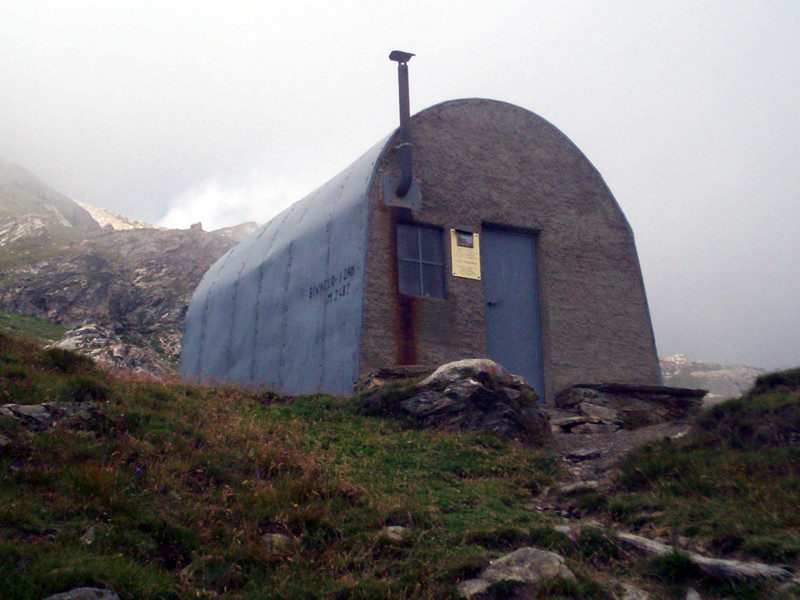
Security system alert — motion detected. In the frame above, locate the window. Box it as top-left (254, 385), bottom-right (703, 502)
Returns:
top-left (397, 224), bottom-right (445, 298)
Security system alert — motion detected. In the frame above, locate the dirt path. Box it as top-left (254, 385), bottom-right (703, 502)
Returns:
top-left (544, 408), bottom-right (692, 488)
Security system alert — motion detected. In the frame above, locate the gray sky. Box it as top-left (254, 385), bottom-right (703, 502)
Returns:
top-left (1, 1), bottom-right (798, 370)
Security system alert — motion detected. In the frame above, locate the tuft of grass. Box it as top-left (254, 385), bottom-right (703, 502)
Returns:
top-left (648, 549), bottom-right (696, 583)
top-left (752, 367), bottom-right (800, 394)
top-left (39, 347), bottom-right (96, 374)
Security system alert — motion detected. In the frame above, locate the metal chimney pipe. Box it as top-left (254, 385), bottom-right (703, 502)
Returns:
top-left (389, 50), bottom-right (414, 197)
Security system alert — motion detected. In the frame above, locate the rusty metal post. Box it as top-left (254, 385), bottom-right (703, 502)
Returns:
top-left (389, 51), bottom-right (414, 197)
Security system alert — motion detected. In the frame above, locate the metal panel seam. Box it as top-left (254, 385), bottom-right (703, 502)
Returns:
top-left (249, 221), bottom-right (285, 382)
top-left (196, 249), bottom-right (235, 378)
top-left (319, 167), bottom-right (355, 390)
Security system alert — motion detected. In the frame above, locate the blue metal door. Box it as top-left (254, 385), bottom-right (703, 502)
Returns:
top-left (481, 228), bottom-right (545, 399)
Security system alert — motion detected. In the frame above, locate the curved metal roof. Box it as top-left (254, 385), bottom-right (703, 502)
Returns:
top-left (180, 135), bottom-right (390, 394)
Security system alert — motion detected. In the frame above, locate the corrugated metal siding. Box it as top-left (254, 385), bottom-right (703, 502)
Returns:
top-left (180, 136), bottom-right (389, 395)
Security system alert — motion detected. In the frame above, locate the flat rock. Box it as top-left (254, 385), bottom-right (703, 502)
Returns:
top-left (565, 448), bottom-right (601, 461)
top-left (616, 532), bottom-right (675, 556)
top-left (616, 532), bottom-right (793, 581)
top-left (0, 401), bottom-right (102, 432)
top-left (571, 422), bottom-right (619, 435)
top-left (691, 553), bottom-right (792, 581)
top-left (579, 401), bottom-right (620, 422)
top-left (555, 384), bottom-right (706, 427)
top-left (556, 480), bottom-right (600, 494)
top-left (550, 415), bottom-right (592, 431)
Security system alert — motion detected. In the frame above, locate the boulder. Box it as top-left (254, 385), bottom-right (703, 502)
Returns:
top-left (482, 547), bottom-right (575, 583)
top-left (399, 359), bottom-right (549, 443)
top-left (379, 525), bottom-right (411, 545)
top-left (458, 547), bottom-right (575, 598)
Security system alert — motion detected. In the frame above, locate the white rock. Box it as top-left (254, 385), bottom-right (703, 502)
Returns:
top-left (379, 525), bottom-right (410, 544)
top-left (456, 578), bottom-right (490, 598)
top-left (482, 547), bottom-right (575, 584)
top-left (263, 533), bottom-right (293, 552)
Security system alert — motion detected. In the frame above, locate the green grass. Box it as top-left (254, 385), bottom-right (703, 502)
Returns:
top-left (0, 332), bottom-right (572, 599)
top-left (1, 331), bottom-right (798, 599)
top-left (0, 310), bottom-right (66, 344)
top-left (597, 373), bottom-right (800, 567)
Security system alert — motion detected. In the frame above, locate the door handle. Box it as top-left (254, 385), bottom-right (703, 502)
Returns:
top-left (487, 300), bottom-right (504, 307)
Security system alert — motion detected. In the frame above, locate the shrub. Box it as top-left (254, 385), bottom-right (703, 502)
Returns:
top-left (39, 347), bottom-right (95, 374)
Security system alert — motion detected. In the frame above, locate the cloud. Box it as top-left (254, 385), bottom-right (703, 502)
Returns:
top-left (157, 174), bottom-right (294, 232)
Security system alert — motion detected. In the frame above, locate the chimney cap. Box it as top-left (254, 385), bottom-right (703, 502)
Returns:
top-left (389, 50), bottom-right (415, 63)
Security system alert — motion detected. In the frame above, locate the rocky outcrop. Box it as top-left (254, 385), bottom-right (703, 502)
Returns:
top-left (0, 163), bottom-right (240, 370)
top-left (393, 359), bottom-right (549, 443)
top-left (554, 384), bottom-right (705, 429)
top-left (75, 200), bottom-right (161, 231)
top-left (0, 227), bottom-right (236, 366)
top-left (51, 323), bottom-right (170, 374)
top-left (0, 402), bottom-right (104, 432)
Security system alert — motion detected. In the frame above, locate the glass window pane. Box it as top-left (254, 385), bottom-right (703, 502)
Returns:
top-left (419, 227), bottom-right (443, 263)
top-left (398, 260), bottom-right (420, 296)
top-left (422, 264), bottom-right (445, 298)
top-left (397, 224), bottom-right (419, 260)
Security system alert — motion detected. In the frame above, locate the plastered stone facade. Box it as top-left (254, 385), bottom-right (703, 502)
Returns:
top-left (359, 99), bottom-right (659, 403)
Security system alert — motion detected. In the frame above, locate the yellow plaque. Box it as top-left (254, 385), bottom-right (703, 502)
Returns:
top-left (450, 229), bottom-right (481, 280)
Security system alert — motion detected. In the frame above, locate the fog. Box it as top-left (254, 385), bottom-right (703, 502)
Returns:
top-left (1, 2), bottom-right (798, 369)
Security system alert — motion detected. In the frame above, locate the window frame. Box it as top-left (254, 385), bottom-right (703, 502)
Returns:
top-left (396, 223), bottom-right (446, 299)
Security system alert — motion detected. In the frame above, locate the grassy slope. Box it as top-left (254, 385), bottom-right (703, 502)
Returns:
top-left (0, 310), bottom-right (66, 345)
top-left (1, 330), bottom-right (799, 599)
top-left (572, 368), bottom-right (800, 598)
